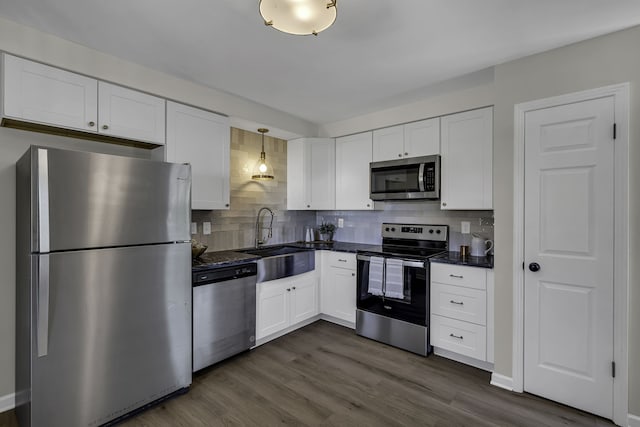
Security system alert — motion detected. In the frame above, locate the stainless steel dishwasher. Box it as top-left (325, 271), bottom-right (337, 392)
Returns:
top-left (192, 262), bottom-right (257, 372)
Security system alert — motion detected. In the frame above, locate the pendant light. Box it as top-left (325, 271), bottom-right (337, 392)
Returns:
top-left (252, 128), bottom-right (275, 180)
top-left (259, 0), bottom-right (337, 36)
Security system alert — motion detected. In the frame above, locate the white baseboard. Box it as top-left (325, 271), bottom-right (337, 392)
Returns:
top-left (433, 347), bottom-right (494, 372)
top-left (628, 413), bottom-right (640, 427)
top-left (319, 314), bottom-right (355, 329)
top-left (490, 373), bottom-right (514, 392)
top-left (0, 392), bottom-right (15, 413)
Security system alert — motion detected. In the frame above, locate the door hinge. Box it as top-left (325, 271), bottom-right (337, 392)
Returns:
top-left (612, 361), bottom-right (616, 378)
top-left (613, 123), bottom-right (617, 140)
top-left (522, 262), bottom-right (525, 270)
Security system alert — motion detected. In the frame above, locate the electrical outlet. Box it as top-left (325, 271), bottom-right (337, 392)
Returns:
top-left (338, 218), bottom-right (344, 228)
top-left (203, 222), bottom-right (212, 235)
top-left (191, 222), bottom-right (197, 234)
top-left (461, 221), bottom-right (471, 234)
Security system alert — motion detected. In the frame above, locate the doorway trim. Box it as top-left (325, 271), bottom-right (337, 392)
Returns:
top-left (512, 83), bottom-right (629, 426)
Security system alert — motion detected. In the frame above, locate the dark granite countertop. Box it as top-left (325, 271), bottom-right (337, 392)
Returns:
top-left (430, 252), bottom-right (494, 269)
top-left (192, 241), bottom-right (379, 271)
top-left (192, 251), bottom-right (260, 271)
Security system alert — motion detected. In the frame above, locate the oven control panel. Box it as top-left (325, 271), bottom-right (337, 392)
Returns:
top-left (381, 223), bottom-right (448, 241)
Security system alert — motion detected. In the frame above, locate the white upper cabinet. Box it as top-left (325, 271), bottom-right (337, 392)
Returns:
top-left (166, 101), bottom-right (230, 210)
top-left (440, 107), bottom-right (493, 210)
top-left (335, 132), bottom-right (373, 210)
top-left (404, 117), bottom-right (440, 157)
top-left (287, 138), bottom-right (335, 210)
top-left (372, 125), bottom-right (404, 161)
top-left (98, 82), bottom-right (165, 145)
top-left (372, 118), bottom-right (440, 162)
top-left (2, 54), bottom-right (98, 132)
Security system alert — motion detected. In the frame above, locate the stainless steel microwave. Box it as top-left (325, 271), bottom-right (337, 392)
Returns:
top-left (369, 155), bottom-right (440, 201)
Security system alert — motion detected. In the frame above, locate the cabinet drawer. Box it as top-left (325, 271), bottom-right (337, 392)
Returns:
top-left (327, 251), bottom-right (356, 270)
top-left (431, 283), bottom-right (486, 325)
top-left (431, 315), bottom-right (486, 360)
top-left (430, 263), bottom-right (486, 290)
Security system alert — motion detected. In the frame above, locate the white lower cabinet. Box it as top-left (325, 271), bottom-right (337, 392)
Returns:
top-left (256, 271), bottom-right (319, 341)
top-left (430, 262), bottom-right (494, 367)
top-left (321, 251), bottom-right (357, 325)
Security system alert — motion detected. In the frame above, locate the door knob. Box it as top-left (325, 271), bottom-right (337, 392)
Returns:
top-left (528, 262), bottom-right (541, 272)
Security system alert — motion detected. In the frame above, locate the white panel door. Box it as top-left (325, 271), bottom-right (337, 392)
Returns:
top-left (372, 125), bottom-right (404, 161)
top-left (167, 102), bottom-right (230, 210)
top-left (404, 117), bottom-right (440, 157)
top-left (290, 275), bottom-right (319, 324)
top-left (98, 82), bottom-right (165, 144)
top-left (2, 54), bottom-right (98, 132)
top-left (523, 96), bottom-right (615, 418)
top-left (335, 132), bottom-right (373, 210)
top-left (257, 281), bottom-right (290, 339)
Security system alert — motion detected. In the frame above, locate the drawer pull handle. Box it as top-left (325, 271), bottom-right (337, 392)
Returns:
top-left (449, 300), bottom-right (464, 305)
top-left (338, 259), bottom-right (347, 262)
top-left (450, 333), bottom-right (464, 340)
top-left (449, 274), bottom-right (464, 279)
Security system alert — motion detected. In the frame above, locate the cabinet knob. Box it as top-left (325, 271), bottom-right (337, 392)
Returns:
top-left (286, 288), bottom-right (291, 292)
top-left (442, 202), bottom-right (447, 207)
top-left (225, 204), bottom-right (229, 208)
top-left (102, 124), bottom-right (109, 130)
top-left (307, 205), bottom-right (311, 208)
top-left (398, 154), bottom-right (402, 157)
top-left (352, 273), bottom-right (355, 277)
top-left (404, 152), bottom-right (408, 156)
top-left (88, 121), bottom-right (95, 127)
top-left (292, 286), bottom-right (296, 290)
top-left (366, 204), bottom-right (370, 207)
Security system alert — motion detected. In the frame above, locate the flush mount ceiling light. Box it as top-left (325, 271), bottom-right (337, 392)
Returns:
top-left (251, 128), bottom-right (275, 180)
top-left (259, 0), bottom-right (337, 36)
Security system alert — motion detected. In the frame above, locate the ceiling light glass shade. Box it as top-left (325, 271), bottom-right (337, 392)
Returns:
top-left (260, 0), bottom-right (337, 36)
top-left (252, 128), bottom-right (275, 180)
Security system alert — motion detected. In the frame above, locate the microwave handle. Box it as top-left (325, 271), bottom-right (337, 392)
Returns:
top-left (418, 163), bottom-right (426, 192)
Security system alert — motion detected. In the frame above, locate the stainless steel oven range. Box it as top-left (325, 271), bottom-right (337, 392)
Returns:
top-left (356, 223), bottom-right (448, 356)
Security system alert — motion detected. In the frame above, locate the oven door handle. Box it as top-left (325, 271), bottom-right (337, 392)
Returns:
top-left (357, 254), bottom-right (425, 269)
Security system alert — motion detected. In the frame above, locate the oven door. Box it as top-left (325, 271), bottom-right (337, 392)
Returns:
top-left (356, 254), bottom-right (429, 326)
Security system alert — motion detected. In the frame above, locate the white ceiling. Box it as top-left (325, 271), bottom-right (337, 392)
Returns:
top-left (1, 0), bottom-right (639, 125)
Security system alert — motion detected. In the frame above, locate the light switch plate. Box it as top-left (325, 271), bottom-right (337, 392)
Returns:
top-left (203, 222), bottom-right (212, 235)
top-left (191, 222), bottom-right (197, 234)
top-left (461, 221), bottom-right (471, 234)
top-left (338, 218), bottom-right (344, 228)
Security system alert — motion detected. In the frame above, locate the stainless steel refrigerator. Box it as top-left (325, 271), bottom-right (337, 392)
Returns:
top-left (15, 146), bottom-right (193, 427)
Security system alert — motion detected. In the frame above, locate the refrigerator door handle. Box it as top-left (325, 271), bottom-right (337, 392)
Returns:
top-left (37, 255), bottom-right (50, 357)
top-left (37, 148), bottom-right (50, 253)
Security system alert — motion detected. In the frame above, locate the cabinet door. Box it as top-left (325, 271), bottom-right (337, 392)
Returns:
top-left (166, 102), bottom-right (230, 210)
top-left (309, 138), bottom-right (335, 210)
top-left (290, 275), bottom-right (319, 324)
top-left (372, 125), bottom-right (404, 162)
top-left (257, 280), bottom-right (290, 340)
top-left (326, 267), bottom-right (357, 323)
top-left (286, 138), bottom-right (309, 210)
top-left (404, 117), bottom-right (440, 157)
top-left (2, 54), bottom-right (98, 132)
top-left (335, 132), bottom-right (373, 210)
top-left (440, 107), bottom-right (493, 210)
top-left (98, 82), bottom-right (165, 144)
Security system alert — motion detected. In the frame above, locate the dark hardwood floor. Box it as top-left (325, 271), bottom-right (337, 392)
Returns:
top-left (0, 321), bottom-right (614, 426)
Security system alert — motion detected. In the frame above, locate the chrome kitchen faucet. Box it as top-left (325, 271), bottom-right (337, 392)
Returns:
top-left (254, 207), bottom-right (274, 248)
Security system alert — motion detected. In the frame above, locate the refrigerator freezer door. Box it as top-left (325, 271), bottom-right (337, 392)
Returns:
top-left (30, 243), bottom-right (191, 427)
top-left (26, 147), bottom-right (191, 252)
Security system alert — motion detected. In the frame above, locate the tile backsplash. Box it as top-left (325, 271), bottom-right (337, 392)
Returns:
top-left (317, 201), bottom-right (494, 251)
top-left (191, 128), bottom-right (493, 253)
